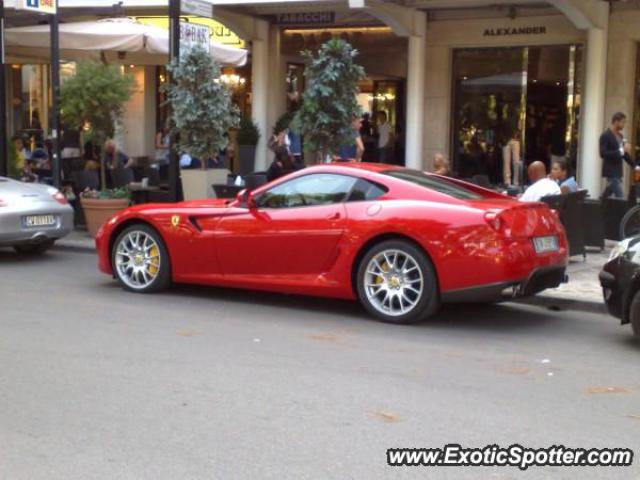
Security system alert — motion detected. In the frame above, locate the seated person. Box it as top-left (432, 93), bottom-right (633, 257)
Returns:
top-left (267, 146), bottom-right (294, 181)
top-left (104, 139), bottom-right (133, 169)
top-left (519, 161), bottom-right (561, 202)
top-left (432, 153), bottom-right (450, 176)
top-left (550, 158), bottom-right (578, 194)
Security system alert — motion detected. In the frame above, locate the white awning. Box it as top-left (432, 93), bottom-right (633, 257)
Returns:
top-left (4, 17), bottom-right (248, 66)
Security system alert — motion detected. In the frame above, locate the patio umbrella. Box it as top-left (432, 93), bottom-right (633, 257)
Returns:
top-left (4, 17), bottom-right (247, 66)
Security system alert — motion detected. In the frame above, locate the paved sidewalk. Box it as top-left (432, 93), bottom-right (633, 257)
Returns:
top-left (54, 228), bottom-right (612, 308)
top-left (55, 228), bottom-right (94, 251)
top-left (537, 246), bottom-right (611, 304)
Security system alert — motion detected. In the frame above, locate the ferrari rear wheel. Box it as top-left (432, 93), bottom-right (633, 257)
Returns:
top-left (629, 290), bottom-right (640, 339)
top-left (112, 224), bottom-right (171, 293)
top-left (357, 240), bottom-right (438, 324)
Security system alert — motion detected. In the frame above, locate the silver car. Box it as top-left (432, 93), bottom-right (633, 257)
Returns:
top-left (0, 176), bottom-right (74, 254)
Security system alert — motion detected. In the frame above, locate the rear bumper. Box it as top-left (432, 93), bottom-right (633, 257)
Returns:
top-left (442, 265), bottom-right (567, 303)
top-left (0, 205), bottom-right (74, 246)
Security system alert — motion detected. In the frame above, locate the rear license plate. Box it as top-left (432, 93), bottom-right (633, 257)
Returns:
top-left (533, 235), bottom-right (559, 253)
top-left (23, 214), bottom-right (57, 228)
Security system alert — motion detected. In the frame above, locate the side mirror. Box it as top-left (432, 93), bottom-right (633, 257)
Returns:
top-left (236, 189), bottom-right (257, 209)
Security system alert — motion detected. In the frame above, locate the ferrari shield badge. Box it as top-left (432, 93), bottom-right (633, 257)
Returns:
top-left (171, 215), bottom-right (180, 228)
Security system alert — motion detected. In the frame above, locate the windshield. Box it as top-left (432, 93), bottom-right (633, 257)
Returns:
top-left (383, 169), bottom-right (483, 200)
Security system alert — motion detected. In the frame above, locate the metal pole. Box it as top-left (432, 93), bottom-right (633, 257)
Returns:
top-left (0, 0), bottom-right (8, 177)
top-left (168, 0), bottom-right (180, 202)
top-left (50, 0), bottom-right (61, 188)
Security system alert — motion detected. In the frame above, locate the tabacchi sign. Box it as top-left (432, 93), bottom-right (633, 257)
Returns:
top-left (16, 0), bottom-right (56, 15)
top-left (483, 26), bottom-right (547, 37)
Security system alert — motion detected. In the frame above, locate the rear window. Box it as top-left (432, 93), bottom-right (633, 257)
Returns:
top-left (383, 169), bottom-right (483, 200)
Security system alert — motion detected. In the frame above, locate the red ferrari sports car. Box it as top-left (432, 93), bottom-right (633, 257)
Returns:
top-left (95, 163), bottom-right (568, 323)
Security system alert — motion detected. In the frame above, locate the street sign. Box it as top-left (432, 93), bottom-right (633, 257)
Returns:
top-left (181, 0), bottom-right (212, 18)
top-left (16, 0), bottom-right (56, 15)
top-left (276, 12), bottom-right (336, 26)
top-left (180, 21), bottom-right (210, 52)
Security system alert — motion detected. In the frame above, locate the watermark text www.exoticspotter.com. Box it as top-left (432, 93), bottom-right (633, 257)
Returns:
top-left (387, 444), bottom-right (634, 470)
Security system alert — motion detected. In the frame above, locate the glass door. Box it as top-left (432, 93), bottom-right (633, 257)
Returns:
top-left (451, 47), bottom-right (527, 184)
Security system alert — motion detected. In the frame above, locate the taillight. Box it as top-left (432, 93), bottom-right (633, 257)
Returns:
top-left (484, 211), bottom-right (511, 237)
top-left (484, 211), bottom-right (502, 231)
top-left (52, 191), bottom-right (68, 205)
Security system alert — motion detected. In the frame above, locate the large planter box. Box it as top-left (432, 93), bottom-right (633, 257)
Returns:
top-left (80, 197), bottom-right (130, 237)
top-left (180, 168), bottom-right (230, 201)
top-left (238, 145), bottom-right (257, 175)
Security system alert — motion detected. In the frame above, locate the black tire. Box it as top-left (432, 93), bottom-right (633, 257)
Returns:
top-left (14, 239), bottom-right (55, 255)
top-left (111, 224), bottom-right (171, 293)
top-left (356, 239), bottom-right (439, 324)
top-left (629, 290), bottom-right (640, 339)
top-left (620, 205), bottom-right (640, 239)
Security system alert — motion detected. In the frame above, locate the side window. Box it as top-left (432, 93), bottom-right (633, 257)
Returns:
top-left (347, 178), bottom-right (388, 202)
top-left (256, 174), bottom-right (358, 209)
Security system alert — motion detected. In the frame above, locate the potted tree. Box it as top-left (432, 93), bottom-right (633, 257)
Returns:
top-left (60, 61), bottom-right (136, 237)
top-left (236, 116), bottom-right (261, 175)
top-left (292, 38), bottom-right (365, 163)
top-left (164, 46), bottom-right (239, 200)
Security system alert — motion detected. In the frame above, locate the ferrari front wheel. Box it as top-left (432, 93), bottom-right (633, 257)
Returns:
top-left (629, 290), bottom-right (640, 339)
top-left (112, 224), bottom-right (171, 293)
top-left (357, 240), bottom-right (438, 324)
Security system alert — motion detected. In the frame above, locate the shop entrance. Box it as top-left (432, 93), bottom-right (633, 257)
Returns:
top-left (281, 26), bottom-right (408, 165)
top-left (451, 44), bottom-right (582, 184)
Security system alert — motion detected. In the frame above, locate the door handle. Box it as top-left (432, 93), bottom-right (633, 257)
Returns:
top-left (327, 212), bottom-right (341, 220)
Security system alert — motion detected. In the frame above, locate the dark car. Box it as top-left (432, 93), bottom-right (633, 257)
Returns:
top-left (599, 237), bottom-right (640, 338)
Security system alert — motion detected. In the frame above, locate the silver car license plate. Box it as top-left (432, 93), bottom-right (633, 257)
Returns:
top-left (533, 235), bottom-right (559, 253)
top-left (23, 214), bottom-right (57, 228)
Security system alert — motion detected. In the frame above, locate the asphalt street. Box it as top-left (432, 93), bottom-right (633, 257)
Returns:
top-left (1, 246), bottom-right (639, 480)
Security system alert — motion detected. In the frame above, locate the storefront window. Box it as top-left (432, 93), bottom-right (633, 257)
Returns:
top-left (634, 45), bottom-right (640, 163)
top-left (452, 45), bottom-right (583, 184)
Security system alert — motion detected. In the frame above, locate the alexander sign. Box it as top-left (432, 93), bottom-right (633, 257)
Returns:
top-left (276, 12), bottom-right (336, 26)
top-left (483, 26), bottom-right (547, 37)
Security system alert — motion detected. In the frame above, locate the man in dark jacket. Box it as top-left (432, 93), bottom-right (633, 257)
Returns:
top-left (601, 112), bottom-right (634, 198)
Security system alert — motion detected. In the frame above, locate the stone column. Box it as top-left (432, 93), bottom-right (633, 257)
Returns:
top-left (577, 23), bottom-right (609, 196)
top-left (251, 20), bottom-right (270, 172)
top-left (405, 12), bottom-right (426, 170)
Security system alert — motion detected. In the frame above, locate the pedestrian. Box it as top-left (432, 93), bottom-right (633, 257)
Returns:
top-left (550, 157), bottom-right (578, 194)
top-left (267, 146), bottom-right (294, 181)
top-left (104, 139), bottom-right (134, 169)
top-left (432, 153), bottom-right (450, 176)
top-left (336, 117), bottom-right (364, 162)
top-left (600, 112), bottom-right (635, 198)
top-left (154, 126), bottom-right (170, 168)
top-left (376, 111), bottom-right (394, 164)
top-left (519, 161), bottom-right (561, 202)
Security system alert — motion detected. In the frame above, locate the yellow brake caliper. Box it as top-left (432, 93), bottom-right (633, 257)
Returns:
top-left (376, 261), bottom-right (389, 284)
top-left (148, 246), bottom-right (159, 275)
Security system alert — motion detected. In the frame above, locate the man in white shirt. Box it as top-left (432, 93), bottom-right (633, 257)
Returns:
top-left (519, 161), bottom-right (561, 202)
top-left (377, 111), bottom-right (393, 164)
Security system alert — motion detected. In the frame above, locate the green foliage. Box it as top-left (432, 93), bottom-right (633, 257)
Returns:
top-left (7, 139), bottom-right (19, 178)
top-left (236, 116), bottom-right (261, 146)
top-left (80, 187), bottom-right (130, 200)
top-left (60, 62), bottom-right (136, 145)
top-left (164, 47), bottom-right (240, 162)
top-left (291, 38), bottom-right (365, 156)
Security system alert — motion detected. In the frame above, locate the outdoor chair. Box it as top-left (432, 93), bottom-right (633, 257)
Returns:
top-left (110, 167), bottom-right (135, 188)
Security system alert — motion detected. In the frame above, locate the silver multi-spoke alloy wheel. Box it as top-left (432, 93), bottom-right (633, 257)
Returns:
top-left (115, 230), bottom-right (162, 290)
top-left (364, 249), bottom-right (424, 317)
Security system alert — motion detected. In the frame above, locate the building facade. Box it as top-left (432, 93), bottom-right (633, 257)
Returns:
top-left (3, 0), bottom-right (640, 198)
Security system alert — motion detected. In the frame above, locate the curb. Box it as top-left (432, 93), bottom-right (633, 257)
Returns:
top-left (516, 295), bottom-right (606, 315)
top-left (53, 240), bottom-right (95, 253)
